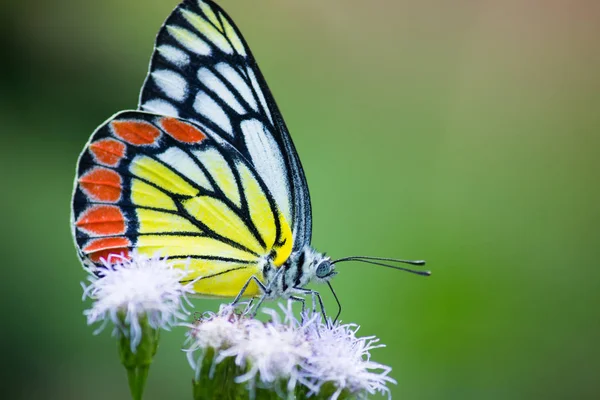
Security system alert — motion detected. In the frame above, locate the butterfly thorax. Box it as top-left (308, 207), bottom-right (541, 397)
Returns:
top-left (260, 246), bottom-right (336, 300)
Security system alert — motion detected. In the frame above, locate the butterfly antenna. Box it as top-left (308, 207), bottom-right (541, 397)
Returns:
top-left (327, 281), bottom-right (342, 324)
top-left (332, 256), bottom-right (431, 276)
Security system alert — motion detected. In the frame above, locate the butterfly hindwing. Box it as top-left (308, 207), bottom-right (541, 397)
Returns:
top-left (72, 111), bottom-right (293, 296)
top-left (138, 0), bottom-right (312, 251)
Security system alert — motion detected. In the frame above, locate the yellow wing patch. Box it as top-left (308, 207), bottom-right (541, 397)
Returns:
top-left (191, 265), bottom-right (262, 297)
top-left (182, 196), bottom-right (263, 254)
top-left (130, 179), bottom-right (177, 210)
top-left (273, 212), bottom-right (293, 266)
top-left (136, 209), bottom-right (201, 234)
top-left (174, 2), bottom-right (246, 57)
top-left (169, 258), bottom-right (263, 297)
top-left (193, 148), bottom-right (241, 206)
top-left (157, 147), bottom-right (213, 191)
top-left (166, 25), bottom-right (211, 56)
top-left (136, 235), bottom-right (256, 261)
top-left (221, 15), bottom-right (246, 56)
top-left (199, 1), bottom-right (221, 28)
top-left (181, 9), bottom-right (233, 54)
top-left (130, 155), bottom-right (198, 196)
top-left (238, 162), bottom-right (276, 249)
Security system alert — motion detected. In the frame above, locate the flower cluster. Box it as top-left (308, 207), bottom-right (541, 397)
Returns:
top-left (82, 252), bottom-right (195, 351)
top-left (187, 302), bottom-right (396, 400)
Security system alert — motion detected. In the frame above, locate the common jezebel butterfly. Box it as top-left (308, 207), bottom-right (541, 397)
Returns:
top-left (71, 0), bottom-right (428, 319)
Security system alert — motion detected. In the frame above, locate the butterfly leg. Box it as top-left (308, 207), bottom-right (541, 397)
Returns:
top-left (230, 275), bottom-right (281, 318)
top-left (289, 295), bottom-right (307, 320)
top-left (242, 297), bottom-right (255, 314)
top-left (293, 288), bottom-right (330, 327)
top-left (231, 275), bottom-right (268, 307)
top-left (310, 291), bottom-right (318, 315)
top-left (249, 293), bottom-right (273, 318)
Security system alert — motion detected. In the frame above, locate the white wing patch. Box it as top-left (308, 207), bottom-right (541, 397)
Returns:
top-left (157, 45), bottom-right (190, 67)
top-left (216, 62), bottom-right (257, 111)
top-left (157, 147), bottom-right (213, 191)
top-left (197, 68), bottom-right (245, 114)
top-left (241, 119), bottom-right (291, 223)
top-left (167, 25), bottom-right (212, 56)
top-left (246, 67), bottom-right (272, 123)
top-left (142, 99), bottom-right (179, 118)
top-left (151, 70), bottom-right (188, 102)
top-left (193, 91), bottom-right (232, 135)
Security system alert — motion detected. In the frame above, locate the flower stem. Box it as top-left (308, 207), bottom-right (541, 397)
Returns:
top-left (118, 313), bottom-right (160, 400)
top-left (125, 366), bottom-right (150, 400)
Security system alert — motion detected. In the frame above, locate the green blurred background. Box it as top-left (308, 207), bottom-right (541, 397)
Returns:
top-left (2, 0), bottom-right (599, 398)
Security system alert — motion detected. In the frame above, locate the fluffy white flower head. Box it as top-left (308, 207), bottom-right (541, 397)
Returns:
top-left (187, 301), bottom-right (396, 399)
top-left (188, 303), bottom-right (311, 391)
top-left (186, 304), bottom-right (247, 378)
top-left (301, 319), bottom-right (397, 400)
top-left (82, 252), bottom-right (195, 351)
top-left (220, 307), bottom-right (312, 390)
top-left (189, 305), bottom-right (246, 351)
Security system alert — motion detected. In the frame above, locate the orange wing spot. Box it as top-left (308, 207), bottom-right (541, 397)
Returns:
top-left (89, 138), bottom-right (126, 166)
top-left (111, 120), bottom-right (161, 145)
top-left (79, 168), bottom-right (122, 202)
top-left (76, 205), bottom-right (126, 236)
top-left (160, 117), bottom-right (206, 143)
top-left (83, 237), bottom-right (131, 263)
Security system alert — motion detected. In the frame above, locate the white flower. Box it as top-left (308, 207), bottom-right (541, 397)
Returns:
top-left (301, 319), bottom-right (397, 400)
top-left (220, 307), bottom-right (312, 391)
top-left (186, 301), bottom-right (396, 399)
top-left (186, 304), bottom-right (248, 379)
top-left (187, 303), bottom-right (311, 393)
top-left (188, 304), bottom-right (246, 351)
top-left (82, 252), bottom-right (195, 351)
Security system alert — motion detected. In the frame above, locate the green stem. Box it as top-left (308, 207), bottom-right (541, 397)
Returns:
top-left (118, 313), bottom-right (160, 400)
top-left (125, 366), bottom-right (149, 400)
top-left (126, 367), bottom-right (138, 400)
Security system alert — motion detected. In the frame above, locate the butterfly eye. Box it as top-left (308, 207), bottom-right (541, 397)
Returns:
top-left (315, 261), bottom-right (332, 278)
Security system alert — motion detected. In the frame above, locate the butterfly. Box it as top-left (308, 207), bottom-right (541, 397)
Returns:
top-left (71, 0), bottom-right (428, 319)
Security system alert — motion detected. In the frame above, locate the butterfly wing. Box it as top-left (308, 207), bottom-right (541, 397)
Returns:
top-left (138, 0), bottom-right (312, 251)
top-left (71, 111), bottom-right (293, 297)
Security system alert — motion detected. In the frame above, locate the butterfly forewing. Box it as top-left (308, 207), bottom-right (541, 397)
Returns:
top-left (138, 0), bottom-right (312, 251)
top-left (71, 111), bottom-right (293, 296)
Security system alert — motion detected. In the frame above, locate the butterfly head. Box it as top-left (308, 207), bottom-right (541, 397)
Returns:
top-left (292, 246), bottom-right (337, 284)
top-left (313, 257), bottom-right (337, 282)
